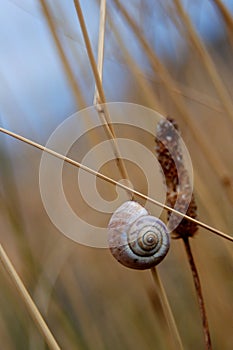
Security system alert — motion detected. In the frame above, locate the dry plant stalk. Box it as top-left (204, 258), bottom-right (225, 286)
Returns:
top-left (0, 244), bottom-right (61, 350)
top-left (155, 118), bottom-right (212, 350)
top-left (73, 0), bottom-right (132, 199)
top-left (76, 2), bottom-right (181, 345)
top-left (93, 0), bottom-right (107, 106)
top-left (151, 267), bottom-right (184, 350)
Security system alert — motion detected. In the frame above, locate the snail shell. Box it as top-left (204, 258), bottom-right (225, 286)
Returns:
top-left (108, 201), bottom-right (170, 270)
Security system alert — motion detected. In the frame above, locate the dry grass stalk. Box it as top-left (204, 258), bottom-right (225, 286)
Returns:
top-left (183, 238), bottom-right (212, 350)
top-left (151, 267), bottom-right (184, 350)
top-left (93, 0), bottom-right (107, 106)
top-left (0, 126), bottom-right (232, 243)
top-left (0, 244), bottom-right (61, 350)
top-left (73, 0), bottom-right (132, 198)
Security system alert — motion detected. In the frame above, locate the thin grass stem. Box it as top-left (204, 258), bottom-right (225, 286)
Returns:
top-left (150, 267), bottom-right (184, 350)
top-left (182, 238), bottom-right (212, 350)
top-left (73, 0), bottom-right (107, 106)
top-left (0, 126), bottom-right (232, 242)
top-left (73, 0), bottom-right (132, 199)
top-left (0, 244), bottom-right (61, 350)
top-left (93, 0), bottom-right (107, 106)
top-left (92, 0), bottom-right (133, 196)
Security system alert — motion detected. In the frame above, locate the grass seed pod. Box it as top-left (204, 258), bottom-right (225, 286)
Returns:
top-left (108, 201), bottom-right (170, 270)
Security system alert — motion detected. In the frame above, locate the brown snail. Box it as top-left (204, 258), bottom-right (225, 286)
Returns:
top-left (107, 201), bottom-right (170, 270)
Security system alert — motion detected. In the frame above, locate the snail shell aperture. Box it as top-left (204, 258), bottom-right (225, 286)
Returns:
top-left (107, 201), bottom-right (170, 270)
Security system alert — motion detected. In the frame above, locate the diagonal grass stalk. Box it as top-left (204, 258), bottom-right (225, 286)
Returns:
top-left (151, 267), bottom-right (184, 350)
top-left (0, 126), bottom-right (232, 243)
top-left (0, 244), bottom-right (61, 350)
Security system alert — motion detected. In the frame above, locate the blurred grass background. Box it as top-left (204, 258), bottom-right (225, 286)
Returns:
top-left (0, 0), bottom-right (233, 349)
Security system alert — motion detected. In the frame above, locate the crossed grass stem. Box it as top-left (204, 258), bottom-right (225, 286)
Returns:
top-left (0, 126), bottom-right (232, 243)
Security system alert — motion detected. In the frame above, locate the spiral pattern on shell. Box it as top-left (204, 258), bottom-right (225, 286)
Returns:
top-left (107, 201), bottom-right (170, 270)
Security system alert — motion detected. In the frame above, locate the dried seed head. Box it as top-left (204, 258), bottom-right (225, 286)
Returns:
top-left (155, 118), bottom-right (182, 190)
top-left (155, 117), bottom-right (198, 238)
